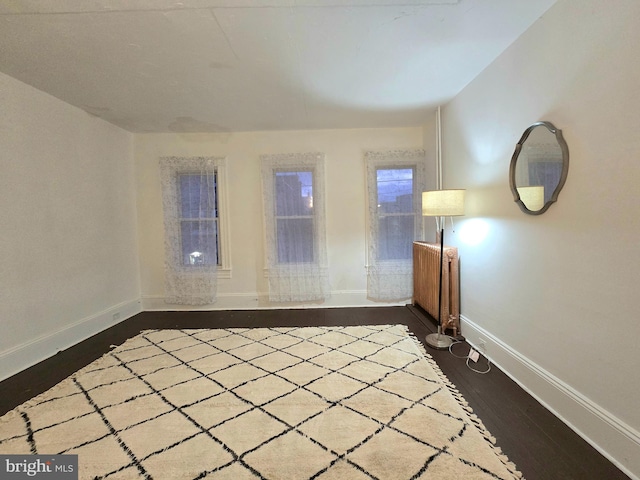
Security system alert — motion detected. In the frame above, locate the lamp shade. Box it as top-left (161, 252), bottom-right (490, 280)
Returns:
top-left (422, 189), bottom-right (465, 217)
top-left (517, 185), bottom-right (544, 211)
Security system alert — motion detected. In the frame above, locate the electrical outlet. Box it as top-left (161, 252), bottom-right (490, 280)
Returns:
top-left (477, 337), bottom-right (487, 352)
top-left (468, 348), bottom-right (480, 362)
top-left (112, 312), bottom-right (121, 321)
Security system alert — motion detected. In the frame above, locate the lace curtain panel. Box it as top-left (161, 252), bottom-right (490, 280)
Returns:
top-left (261, 153), bottom-right (329, 302)
top-left (365, 150), bottom-right (427, 301)
top-left (160, 156), bottom-right (220, 305)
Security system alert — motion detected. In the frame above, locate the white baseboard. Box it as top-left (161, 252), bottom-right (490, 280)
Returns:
top-left (461, 315), bottom-right (640, 480)
top-left (0, 298), bottom-right (142, 382)
top-left (141, 290), bottom-right (408, 311)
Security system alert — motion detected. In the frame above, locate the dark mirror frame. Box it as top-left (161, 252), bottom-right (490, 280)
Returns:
top-left (509, 121), bottom-right (569, 215)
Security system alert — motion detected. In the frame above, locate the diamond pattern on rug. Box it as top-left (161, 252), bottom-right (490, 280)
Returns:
top-left (102, 393), bottom-right (172, 431)
top-left (209, 362), bottom-right (266, 390)
top-left (282, 340), bottom-right (330, 360)
top-left (181, 391), bottom-right (252, 430)
top-left (313, 459), bottom-right (374, 480)
top-left (276, 362), bottom-right (329, 386)
top-left (188, 351), bottom-right (241, 375)
top-left (224, 341), bottom-right (275, 362)
top-left (345, 427), bottom-right (441, 479)
top-left (210, 408), bottom-right (288, 455)
top-left (261, 388), bottom-right (331, 426)
top-left (161, 376), bottom-right (225, 407)
top-left (243, 430), bottom-right (336, 479)
top-left (306, 371), bottom-right (367, 403)
top-left (310, 350), bottom-right (359, 370)
top-left (117, 410), bottom-right (202, 459)
top-left (232, 374), bottom-right (297, 406)
top-left (259, 332), bottom-right (303, 350)
top-left (390, 402), bottom-right (466, 450)
top-left (70, 434), bottom-right (137, 479)
top-left (338, 358), bottom-right (394, 384)
top-left (143, 364), bottom-right (202, 390)
top-left (140, 433), bottom-right (234, 479)
top-left (341, 386), bottom-right (414, 424)
top-left (297, 405), bottom-right (380, 454)
top-left (376, 369), bottom-right (441, 402)
top-left (26, 386), bottom-right (94, 430)
top-left (311, 330), bottom-right (357, 349)
top-left (33, 412), bottom-right (111, 453)
top-left (88, 377), bottom-right (153, 408)
top-left (248, 350), bottom-right (302, 373)
top-left (0, 325), bottom-right (523, 479)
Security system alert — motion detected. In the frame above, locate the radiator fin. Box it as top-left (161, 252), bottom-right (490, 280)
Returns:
top-left (412, 241), bottom-right (460, 336)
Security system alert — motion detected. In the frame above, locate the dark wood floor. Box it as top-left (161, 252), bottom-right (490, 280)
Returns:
top-left (0, 306), bottom-right (629, 480)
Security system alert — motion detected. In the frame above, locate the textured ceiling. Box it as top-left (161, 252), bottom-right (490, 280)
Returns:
top-left (0, 0), bottom-right (557, 133)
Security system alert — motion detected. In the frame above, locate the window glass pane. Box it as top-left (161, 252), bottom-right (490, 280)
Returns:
top-left (377, 215), bottom-right (415, 260)
top-left (276, 218), bottom-right (314, 263)
top-left (178, 171), bottom-right (219, 266)
top-left (376, 168), bottom-right (413, 214)
top-left (274, 170), bottom-right (315, 264)
top-left (181, 220), bottom-right (218, 265)
top-left (376, 167), bottom-right (415, 260)
top-left (275, 171), bottom-right (313, 216)
top-left (179, 173), bottom-right (217, 218)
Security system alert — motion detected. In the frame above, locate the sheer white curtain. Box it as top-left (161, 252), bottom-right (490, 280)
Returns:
top-left (160, 156), bottom-right (219, 305)
top-left (261, 152), bottom-right (329, 302)
top-left (365, 150), bottom-right (427, 301)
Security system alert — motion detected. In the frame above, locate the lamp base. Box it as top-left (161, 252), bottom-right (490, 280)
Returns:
top-left (425, 331), bottom-right (454, 350)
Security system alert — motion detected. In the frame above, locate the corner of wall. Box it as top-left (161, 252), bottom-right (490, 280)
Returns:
top-left (462, 315), bottom-right (640, 480)
top-left (0, 299), bottom-right (143, 382)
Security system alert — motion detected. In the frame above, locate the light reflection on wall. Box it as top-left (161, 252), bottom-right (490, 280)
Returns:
top-left (458, 218), bottom-right (490, 246)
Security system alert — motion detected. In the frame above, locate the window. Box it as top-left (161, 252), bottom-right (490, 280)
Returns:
top-left (261, 153), bottom-right (329, 302)
top-left (365, 150), bottom-right (427, 301)
top-left (159, 156), bottom-right (229, 305)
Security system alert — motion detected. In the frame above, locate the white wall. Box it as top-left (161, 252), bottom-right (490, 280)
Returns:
top-left (441, 0), bottom-right (640, 477)
top-left (135, 127), bottom-right (433, 310)
top-left (0, 72), bottom-right (141, 380)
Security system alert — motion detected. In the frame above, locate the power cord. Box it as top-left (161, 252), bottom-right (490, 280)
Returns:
top-left (448, 338), bottom-right (492, 375)
top-left (405, 305), bottom-right (492, 374)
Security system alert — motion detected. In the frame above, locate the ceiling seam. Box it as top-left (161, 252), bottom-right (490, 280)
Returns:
top-left (209, 9), bottom-right (240, 61)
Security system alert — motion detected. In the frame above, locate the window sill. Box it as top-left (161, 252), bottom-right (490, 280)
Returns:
top-left (218, 267), bottom-right (232, 279)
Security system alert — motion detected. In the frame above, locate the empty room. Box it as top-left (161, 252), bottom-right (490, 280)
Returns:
top-left (0, 0), bottom-right (638, 479)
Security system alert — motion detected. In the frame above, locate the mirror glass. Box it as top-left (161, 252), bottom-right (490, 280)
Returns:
top-left (509, 121), bottom-right (569, 215)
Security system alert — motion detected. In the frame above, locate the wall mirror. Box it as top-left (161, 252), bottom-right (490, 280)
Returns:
top-left (509, 121), bottom-right (569, 215)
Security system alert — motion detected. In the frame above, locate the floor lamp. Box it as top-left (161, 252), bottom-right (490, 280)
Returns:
top-left (422, 189), bottom-right (465, 349)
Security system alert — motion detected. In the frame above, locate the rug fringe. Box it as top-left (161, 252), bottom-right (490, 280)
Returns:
top-left (404, 326), bottom-right (525, 480)
top-left (0, 331), bottom-right (157, 425)
top-left (0, 374), bottom-right (81, 425)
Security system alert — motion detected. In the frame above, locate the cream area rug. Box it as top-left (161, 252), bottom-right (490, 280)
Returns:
top-left (0, 325), bottom-right (523, 479)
